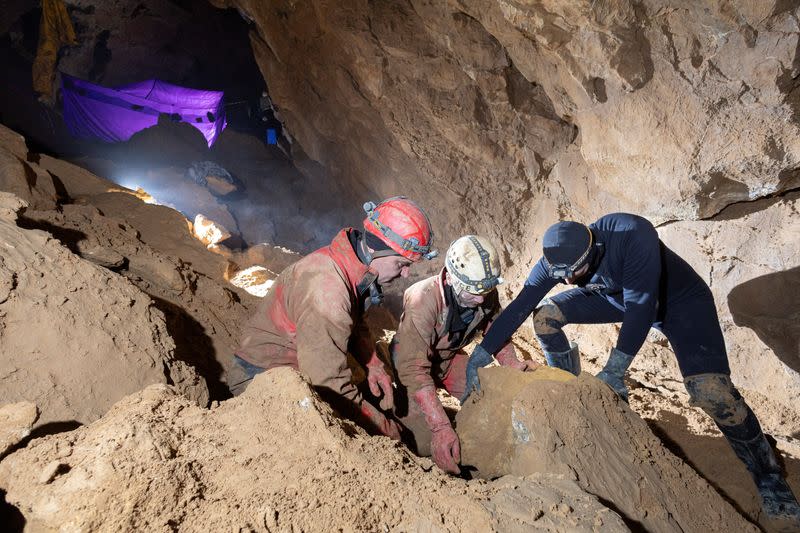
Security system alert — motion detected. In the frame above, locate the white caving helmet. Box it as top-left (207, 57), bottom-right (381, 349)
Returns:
top-left (445, 235), bottom-right (503, 295)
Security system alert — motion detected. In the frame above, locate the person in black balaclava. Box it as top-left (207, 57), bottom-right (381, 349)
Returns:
top-left (461, 212), bottom-right (800, 524)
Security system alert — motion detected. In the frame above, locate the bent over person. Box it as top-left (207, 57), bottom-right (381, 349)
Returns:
top-left (392, 235), bottom-right (536, 473)
top-left (461, 213), bottom-right (800, 521)
top-left (232, 197), bottom-right (437, 439)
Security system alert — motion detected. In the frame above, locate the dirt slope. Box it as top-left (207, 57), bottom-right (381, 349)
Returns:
top-left (0, 368), bottom-right (627, 532)
top-left (0, 192), bottom-right (208, 428)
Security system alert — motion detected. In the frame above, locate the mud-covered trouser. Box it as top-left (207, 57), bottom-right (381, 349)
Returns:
top-left (228, 355), bottom-right (267, 396)
top-left (685, 373), bottom-right (800, 520)
top-left (392, 353), bottom-right (468, 456)
top-left (532, 288), bottom-right (731, 376)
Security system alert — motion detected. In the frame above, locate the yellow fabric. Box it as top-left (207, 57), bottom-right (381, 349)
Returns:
top-left (32, 0), bottom-right (77, 96)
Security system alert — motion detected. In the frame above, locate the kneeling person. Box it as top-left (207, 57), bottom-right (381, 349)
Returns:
top-left (233, 197), bottom-right (436, 440)
top-left (392, 235), bottom-right (536, 473)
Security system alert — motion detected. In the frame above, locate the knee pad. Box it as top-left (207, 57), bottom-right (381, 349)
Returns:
top-left (533, 300), bottom-right (567, 336)
top-left (684, 373), bottom-right (749, 427)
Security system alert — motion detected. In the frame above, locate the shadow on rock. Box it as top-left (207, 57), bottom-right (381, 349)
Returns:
top-left (4, 420), bottom-right (82, 462)
top-left (647, 411), bottom-right (799, 529)
top-left (15, 217), bottom-right (87, 256)
top-left (728, 266), bottom-right (800, 374)
top-left (149, 295), bottom-right (230, 402)
top-left (0, 490), bottom-right (24, 533)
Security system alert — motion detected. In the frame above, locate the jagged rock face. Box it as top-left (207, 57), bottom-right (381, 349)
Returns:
top-left (0, 192), bottom-right (209, 427)
top-left (215, 0), bottom-right (800, 423)
top-left (217, 0), bottom-right (799, 242)
top-left (5, 0), bottom-right (259, 90)
top-left (457, 367), bottom-right (758, 533)
top-left (0, 368), bottom-right (628, 532)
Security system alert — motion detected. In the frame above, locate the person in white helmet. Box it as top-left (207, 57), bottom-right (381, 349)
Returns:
top-left (390, 235), bottom-right (537, 474)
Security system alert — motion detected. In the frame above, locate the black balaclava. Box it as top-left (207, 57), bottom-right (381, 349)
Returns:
top-left (364, 231), bottom-right (395, 258)
top-left (443, 283), bottom-right (476, 344)
top-left (351, 229), bottom-right (398, 306)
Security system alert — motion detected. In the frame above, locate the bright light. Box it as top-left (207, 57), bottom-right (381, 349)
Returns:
top-left (193, 214), bottom-right (231, 245)
top-left (228, 266), bottom-right (275, 297)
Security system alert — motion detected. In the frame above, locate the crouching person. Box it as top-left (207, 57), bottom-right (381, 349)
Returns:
top-left (392, 236), bottom-right (536, 473)
top-left (232, 197), bottom-right (437, 440)
top-left (462, 213), bottom-right (800, 522)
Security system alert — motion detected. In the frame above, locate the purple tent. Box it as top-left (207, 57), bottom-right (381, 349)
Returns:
top-left (61, 74), bottom-right (226, 147)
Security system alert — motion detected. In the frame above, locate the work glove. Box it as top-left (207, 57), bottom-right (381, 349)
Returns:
top-left (495, 345), bottom-right (539, 372)
top-left (359, 400), bottom-right (402, 440)
top-left (414, 386), bottom-right (460, 474)
top-left (459, 344), bottom-right (494, 404)
top-left (596, 347), bottom-right (635, 402)
top-left (365, 351), bottom-right (395, 410)
top-left (431, 426), bottom-right (461, 475)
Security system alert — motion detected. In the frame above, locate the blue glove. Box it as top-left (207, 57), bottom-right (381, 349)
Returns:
top-left (459, 345), bottom-right (494, 404)
top-left (596, 347), bottom-right (634, 402)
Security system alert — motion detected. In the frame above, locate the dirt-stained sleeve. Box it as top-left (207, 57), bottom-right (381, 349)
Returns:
top-left (290, 265), bottom-right (361, 403)
top-left (393, 286), bottom-right (439, 395)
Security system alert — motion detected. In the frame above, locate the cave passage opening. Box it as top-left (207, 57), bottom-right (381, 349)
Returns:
top-left (0, 0), bottom-right (351, 254)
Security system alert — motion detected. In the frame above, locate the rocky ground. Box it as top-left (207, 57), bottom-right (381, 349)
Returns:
top-left (0, 369), bottom-right (630, 532)
top-left (0, 123), bottom-right (797, 532)
top-left (0, 1), bottom-right (798, 529)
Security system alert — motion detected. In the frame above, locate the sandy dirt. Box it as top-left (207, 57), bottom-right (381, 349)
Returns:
top-left (0, 368), bottom-right (627, 532)
top-left (0, 192), bottom-right (208, 428)
top-left (0, 402), bottom-right (38, 458)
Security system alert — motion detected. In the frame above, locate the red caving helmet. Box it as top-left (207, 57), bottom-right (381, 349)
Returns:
top-left (362, 196), bottom-right (437, 262)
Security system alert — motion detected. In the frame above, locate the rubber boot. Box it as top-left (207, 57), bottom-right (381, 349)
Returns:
top-left (596, 347), bottom-right (634, 402)
top-left (543, 342), bottom-right (581, 376)
top-left (720, 412), bottom-right (800, 523)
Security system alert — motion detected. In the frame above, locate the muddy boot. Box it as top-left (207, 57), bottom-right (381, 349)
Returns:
top-left (721, 413), bottom-right (800, 525)
top-left (596, 347), bottom-right (634, 402)
top-left (543, 342), bottom-right (581, 376)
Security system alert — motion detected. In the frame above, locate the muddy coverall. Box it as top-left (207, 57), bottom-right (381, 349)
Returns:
top-left (235, 228), bottom-right (397, 437)
top-left (392, 269), bottom-right (522, 461)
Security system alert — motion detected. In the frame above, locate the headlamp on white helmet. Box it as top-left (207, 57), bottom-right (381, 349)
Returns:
top-left (445, 235), bottom-right (503, 295)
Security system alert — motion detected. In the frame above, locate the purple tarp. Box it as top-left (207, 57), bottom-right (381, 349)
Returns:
top-left (61, 74), bottom-right (226, 147)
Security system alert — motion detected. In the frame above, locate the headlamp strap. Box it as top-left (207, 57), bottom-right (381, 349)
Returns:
top-left (446, 236), bottom-right (500, 293)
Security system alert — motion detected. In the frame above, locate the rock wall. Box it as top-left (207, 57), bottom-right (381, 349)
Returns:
top-left (0, 191), bottom-right (208, 427)
top-left (213, 0), bottom-right (800, 423)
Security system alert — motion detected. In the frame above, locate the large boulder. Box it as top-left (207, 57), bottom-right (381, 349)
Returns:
top-left (456, 367), bottom-right (757, 533)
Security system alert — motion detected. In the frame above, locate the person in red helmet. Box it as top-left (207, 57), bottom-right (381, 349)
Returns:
top-left (232, 197), bottom-right (436, 440)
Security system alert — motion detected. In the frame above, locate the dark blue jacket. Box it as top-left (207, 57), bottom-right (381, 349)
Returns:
top-left (480, 213), bottom-right (708, 356)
